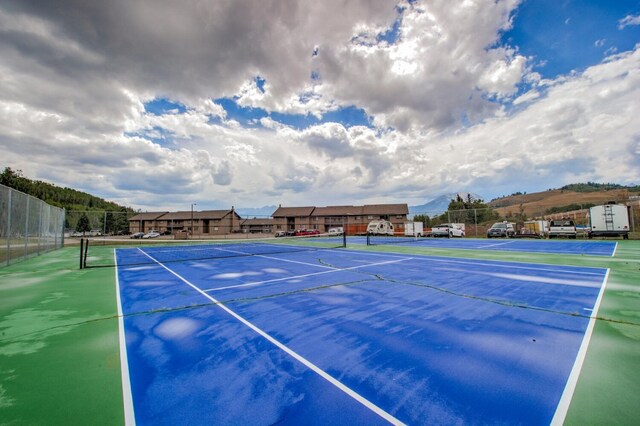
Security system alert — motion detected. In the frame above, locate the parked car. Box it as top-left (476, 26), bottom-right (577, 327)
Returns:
top-left (295, 229), bottom-right (321, 236)
top-left (130, 232), bottom-right (145, 239)
top-left (143, 231), bottom-right (161, 239)
top-left (71, 231), bottom-right (84, 237)
top-left (487, 222), bottom-right (515, 238)
top-left (274, 231), bottom-right (287, 237)
top-left (328, 227), bottom-right (344, 235)
top-left (548, 219), bottom-right (577, 239)
top-left (431, 223), bottom-right (465, 238)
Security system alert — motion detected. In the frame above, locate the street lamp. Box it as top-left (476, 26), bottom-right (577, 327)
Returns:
top-left (191, 203), bottom-right (197, 239)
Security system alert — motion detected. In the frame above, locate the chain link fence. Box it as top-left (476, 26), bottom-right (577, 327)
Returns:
top-left (0, 184), bottom-right (65, 266)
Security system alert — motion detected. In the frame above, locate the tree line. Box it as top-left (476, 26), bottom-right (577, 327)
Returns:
top-left (1, 167), bottom-right (135, 234)
top-left (413, 194), bottom-right (499, 227)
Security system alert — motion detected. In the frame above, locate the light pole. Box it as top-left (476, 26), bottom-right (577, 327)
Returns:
top-left (191, 203), bottom-right (197, 239)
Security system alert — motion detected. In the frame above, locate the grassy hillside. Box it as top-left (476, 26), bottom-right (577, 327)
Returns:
top-left (489, 187), bottom-right (639, 218)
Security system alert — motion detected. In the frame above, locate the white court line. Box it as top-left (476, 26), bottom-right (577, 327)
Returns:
top-left (480, 240), bottom-right (517, 248)
top-left (209, 246), bottom-right (339, 269)
top-left (342, 249), bottom-right (606, 276)
top-left (136, 248), bottom-right (405, 425)
top-left (206, 257), bottom-right (414, 292)
top-left (551, 268), bottom-right (611, 425)
top-left (612, 242), bottom-right (618, 257)
top-left (114, 250), bottom-right (136, 426)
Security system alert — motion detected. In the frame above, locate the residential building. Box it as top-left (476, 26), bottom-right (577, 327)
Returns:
top-left (240, 218), bottom-right (274, 234)
top-left (129, 209), bottom-right (242, 236)
top-left (272, 204), bottom-right (409, 235)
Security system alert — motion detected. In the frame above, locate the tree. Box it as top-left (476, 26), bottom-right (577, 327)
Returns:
top-left (413, 214), bottom-right (432, 227)
top-left (444, 196), bottom-right (499, 224)
top-left (76, 212), bottom-right (91, 234)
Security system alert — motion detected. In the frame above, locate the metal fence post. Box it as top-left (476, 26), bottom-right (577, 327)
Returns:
top-left (24, 195), bottom-right (29, 257)
top-left (6, 189), bottom-right (11, 266)
top-left (474, 209), bottom-right (478, 237)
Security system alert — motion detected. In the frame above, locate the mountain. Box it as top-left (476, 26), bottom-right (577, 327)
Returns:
top-left (235, 205), bottom-right (278, 218)
top-left (410, 192), bottom-right (483, 216)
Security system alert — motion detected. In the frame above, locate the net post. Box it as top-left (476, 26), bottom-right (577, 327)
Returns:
top-left (83, 238), bottom-right (89, 269)
top-left (342, 229), bottom-right (347, 247)
top-left (366, 233), bottom-right (371, 246)
top-left (79, 238), bottom-right (84, 269)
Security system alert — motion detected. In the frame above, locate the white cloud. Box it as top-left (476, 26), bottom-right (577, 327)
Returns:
top-left (0, 0), bottom-right (638, 211)
top-left (618, 14), bottom-right (640, 29)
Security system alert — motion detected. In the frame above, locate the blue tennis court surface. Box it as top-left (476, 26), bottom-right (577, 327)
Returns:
top-left (361, 236), bottom-right (617, 256)
top-left (116, 246), bottom-right (608, 425)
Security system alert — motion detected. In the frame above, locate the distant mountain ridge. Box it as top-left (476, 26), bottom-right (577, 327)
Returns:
top-left (410, 192), bottom-right (483, 215)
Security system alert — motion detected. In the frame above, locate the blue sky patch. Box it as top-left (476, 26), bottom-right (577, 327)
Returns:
top-left (144, 98), bottom-right (188, 115)
top-left (125, 126), bottom-right (176, 147)
top-left (502, 0), bottom-right (640, 79)
top-left (213, 98), bottom-right (372, 130)
top-left (377, 17), bottom-right (402, 45)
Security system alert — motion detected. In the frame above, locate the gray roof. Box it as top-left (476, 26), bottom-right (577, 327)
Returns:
top-left (272, 206), bottom-right (316, 217)
top-left (272, 204), bottom-right (409, 218)
top-left (129, 210), bottom-right (241, 221)
top-left (129, 212), bottom-right (168, 221)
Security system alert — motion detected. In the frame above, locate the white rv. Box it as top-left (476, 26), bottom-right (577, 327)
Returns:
top-left (588, 203), bottom-right (630, 239)
top-left (367, 220), bottom-right (394, 236)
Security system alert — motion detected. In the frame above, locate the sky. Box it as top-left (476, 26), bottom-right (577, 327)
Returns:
top-left (1, 0), bottom-right (639, 212)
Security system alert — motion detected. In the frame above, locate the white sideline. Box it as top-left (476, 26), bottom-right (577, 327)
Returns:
top-left (136, 248), bottom-right (406, 425)
top-left (551, 268), bottom-right (611, 425)
top-left (114, 250), bottom-right (136, 425)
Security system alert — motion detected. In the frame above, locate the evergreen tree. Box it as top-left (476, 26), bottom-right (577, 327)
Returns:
top-left (76, 213), bottom-right (91, 234)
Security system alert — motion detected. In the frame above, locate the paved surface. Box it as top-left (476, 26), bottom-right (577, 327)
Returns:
top-left (1, 240), bottom-right (639, 425)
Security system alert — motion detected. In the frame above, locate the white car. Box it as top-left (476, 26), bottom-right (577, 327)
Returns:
top-left (431, 223), bottom-right (465, 238)
top-left (328, 227), bottom-right (344, 235)
top-left (143, 231), bottom-right (161, 239)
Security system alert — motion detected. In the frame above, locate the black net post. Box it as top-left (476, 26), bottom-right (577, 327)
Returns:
top-left (79, 238), bottom-right (84, 269)
top-left (82, 238), bottom-right (89, 269)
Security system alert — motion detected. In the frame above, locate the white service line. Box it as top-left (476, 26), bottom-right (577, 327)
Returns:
top-left (206, 257), bottom-right (414, 292)
top-left (551, 268), bottom-right (611, 425)
top-left (343, 249), bottom-right (605, 276)
top-left (481, 240), bottom-right (517, 248)
top-left (210, 246), bottom-right (339, 269)
top-left (136, 248), bottom-right (405, 426)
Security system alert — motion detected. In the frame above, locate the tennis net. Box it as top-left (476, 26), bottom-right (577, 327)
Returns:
top-left (366, 234), bottom-right (423, 246)
top-left (80, 233), bottom-right (346, 268)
